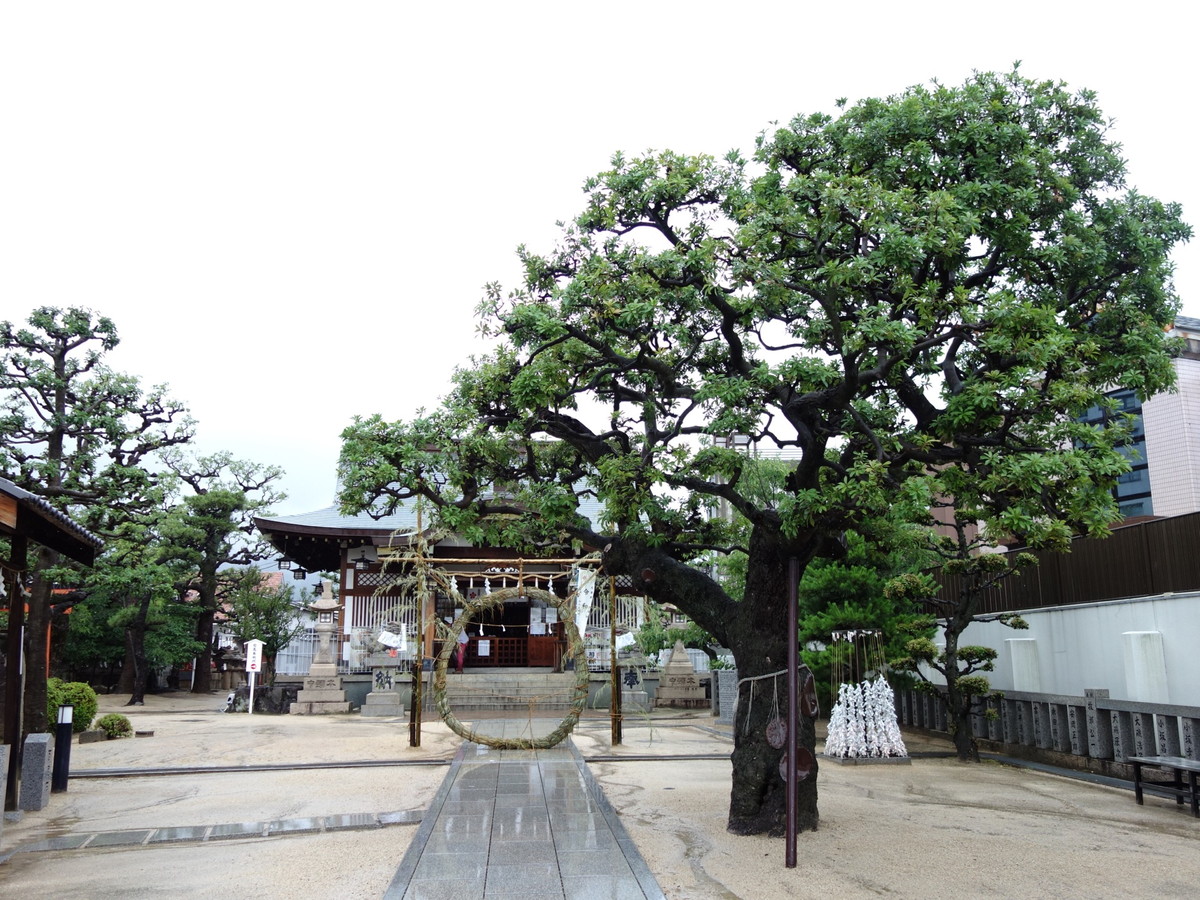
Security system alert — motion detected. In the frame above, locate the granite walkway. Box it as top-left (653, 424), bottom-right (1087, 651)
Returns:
top-left (383, 718), bottom-right (666, 900)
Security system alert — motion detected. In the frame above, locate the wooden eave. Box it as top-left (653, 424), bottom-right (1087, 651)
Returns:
top-left (0, 478), bottom-right (103, 565)
top-left (253, 515), bottom-right (421, 573)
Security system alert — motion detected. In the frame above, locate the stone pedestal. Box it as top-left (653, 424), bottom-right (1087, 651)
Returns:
top-left (291, 580), bottom-right (351, 714)
top-left (361, 662), bottom-right (406, 718)
top-left (655, 641), bottom-right (709, 709)
top-left (290, 665), bottom-right (351, 715)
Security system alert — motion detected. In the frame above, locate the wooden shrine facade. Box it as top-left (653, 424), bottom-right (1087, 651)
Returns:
top-left (253, 506), bottom-right (593, 671)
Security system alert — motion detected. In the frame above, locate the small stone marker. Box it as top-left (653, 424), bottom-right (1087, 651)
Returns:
top-left (0, 744), bottom-right (8, 836)
top-left (19, 733), bottom-right (53, 811)
top-left (619, 662), bottom-right (650, 712)
top-left (716, 669), bottom-right (738, 724)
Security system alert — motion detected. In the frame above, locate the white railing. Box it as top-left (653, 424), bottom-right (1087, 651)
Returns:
top-left (584, 594), bottom-right (646, 633)
top-left (275, 629), bottom-right (317, 676)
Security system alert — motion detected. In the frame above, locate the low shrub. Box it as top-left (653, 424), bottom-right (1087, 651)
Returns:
top-left (46, 678), bottom-right (99, 733)
top-left (95, 713), bottom-right (133, 739)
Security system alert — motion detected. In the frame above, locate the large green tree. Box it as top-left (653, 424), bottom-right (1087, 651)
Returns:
top-left (158, 451), bottom-right (284, 694)
top-left (338, 69), bottom-right (1188, 835)
top-left (0, 307), bottom-right (193, 735)
top-left (73, 496), bottom-right (205, 704)
top-left (225, 567), bottom-right (308, 686)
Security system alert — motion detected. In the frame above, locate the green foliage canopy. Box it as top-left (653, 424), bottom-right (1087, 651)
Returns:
top-left (338, 69), bottom-right (1189, 834)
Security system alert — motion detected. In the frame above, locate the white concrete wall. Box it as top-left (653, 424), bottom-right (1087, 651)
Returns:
top-left (937, 591), bottom-right (1200, 705)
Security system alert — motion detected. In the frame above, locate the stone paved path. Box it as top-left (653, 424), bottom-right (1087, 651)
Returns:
top-left (383, 718), bottom-right (665, 900)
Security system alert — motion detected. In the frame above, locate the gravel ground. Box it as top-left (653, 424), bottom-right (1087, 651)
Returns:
top-left (2, 692), bottom-right (1198, 899)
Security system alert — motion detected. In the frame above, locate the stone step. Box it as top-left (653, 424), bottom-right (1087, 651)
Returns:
top-left (436, 671), bottom-right (579, 711)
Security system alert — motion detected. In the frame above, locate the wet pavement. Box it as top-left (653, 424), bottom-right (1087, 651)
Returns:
top-left (384, 719), bottom-right (665, 899)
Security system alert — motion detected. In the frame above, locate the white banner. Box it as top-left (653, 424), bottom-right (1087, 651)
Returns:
top-left (575, 567), bottom-right (597, 634)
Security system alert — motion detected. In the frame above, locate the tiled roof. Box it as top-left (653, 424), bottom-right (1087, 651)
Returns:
top-left (255, 503), bottom-right (420, 535)
top-left (1173, 315), bottom-right (1200, 333)
top-left (0, 476), bottom-right (104, 563)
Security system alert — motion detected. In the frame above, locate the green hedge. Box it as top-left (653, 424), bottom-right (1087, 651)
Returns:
top-left (46, 678), bottom-right (98, 733)
top-left (96, 713), bottom-right (133, 739)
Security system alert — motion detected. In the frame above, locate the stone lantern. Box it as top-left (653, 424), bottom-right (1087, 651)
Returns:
top-left (290, 578), bottom-right (351, 714)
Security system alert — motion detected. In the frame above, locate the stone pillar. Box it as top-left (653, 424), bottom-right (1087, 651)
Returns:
top-left (1182, 717), bottom-right (1200, 761)
top-left (716, 670), bottom-right (738, 725)
top-left (1122, 631), bottom-right (1169, 703)
top-left (1030, 702), bottom-right (1047, 749)
top-left (1068, 705), bottom-right (1087, 755)
top-left (1017, 700), bottom-right (1033, 746)
top-left (1133, 711), bottom-right (1156, 756)
top-left (19, 733), bottom-right (53, 812)
top-left (1156, 715), bottom-right (1182, 758)
top-left (0, 745), bottom-right (8, 836)
top-left (1111, 710), bottom-right (1135, 762)
top-left (1085, 689), bottom-right (1113, 759)
top-left (1051, 703), bottom-right (1071, 752)
top-left (1002, 698), bottom-right (1019, 744)
top-left (989, 697), bottom-right (1003, 741)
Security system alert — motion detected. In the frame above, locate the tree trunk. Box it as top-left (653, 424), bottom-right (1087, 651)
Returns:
top-left (941, 629), bottom-right (979, 762)
top-left (191, 607), bottom-right (215, 693)
top-left (725, 527), bottom-right (819, 835)
top-left (602, 523), bottom-right (820, 836)
top-left (117, 653), bottom-right (135, 693)
top-left (22, 547), bottom-right (59, 740)
top-left (124, 592), bottom-right (151, 705)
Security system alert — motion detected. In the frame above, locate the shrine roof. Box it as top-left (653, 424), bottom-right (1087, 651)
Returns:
top-left (0, 476), bottom-right (104, 565)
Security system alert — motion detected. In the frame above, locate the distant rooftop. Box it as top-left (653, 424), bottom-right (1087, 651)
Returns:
top-left (1173, 315), bottom-right (1200, 334)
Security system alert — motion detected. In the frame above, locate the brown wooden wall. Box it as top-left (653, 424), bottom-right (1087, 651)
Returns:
top-left (933, 512), bottom-right (1200, 614)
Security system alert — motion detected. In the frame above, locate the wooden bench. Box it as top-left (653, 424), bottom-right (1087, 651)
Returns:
top-left (1128, 755), bottom-right (1200, 817)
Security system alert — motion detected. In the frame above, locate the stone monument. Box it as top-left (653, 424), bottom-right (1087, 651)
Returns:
top-left (619, 661), bottom-right (650, 712)
top-left (654, 640), bottom-right (709, 709)
top-left (361, 657), bottom-right (407, 718)
top-left (291, 579), bottom-right (351, 714)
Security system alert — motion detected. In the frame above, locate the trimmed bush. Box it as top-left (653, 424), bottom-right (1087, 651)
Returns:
top-left (46, 678), bottom-right (99, 733)
top-left (96, 713), bottom-right (134, 739)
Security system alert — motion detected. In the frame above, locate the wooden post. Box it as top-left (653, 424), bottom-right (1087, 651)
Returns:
top-left (4, 535), bottom-right (27, 811)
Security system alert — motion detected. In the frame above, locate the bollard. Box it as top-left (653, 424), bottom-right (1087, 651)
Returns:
top-left (52, 703), bottom-right (74, 792)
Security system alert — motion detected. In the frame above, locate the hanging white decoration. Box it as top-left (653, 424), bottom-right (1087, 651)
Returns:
top-left (824, 675), bottom-right (908, 759)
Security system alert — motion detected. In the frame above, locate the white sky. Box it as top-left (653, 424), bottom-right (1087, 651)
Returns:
top-left (3, 2), bottom-right (1196, 516)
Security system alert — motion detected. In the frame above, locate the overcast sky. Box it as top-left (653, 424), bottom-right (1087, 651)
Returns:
top-left (3, 2), bottom-right (1196, 516)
